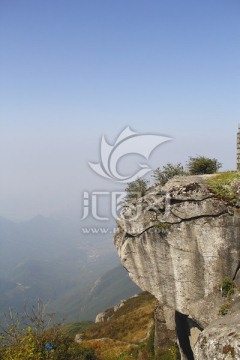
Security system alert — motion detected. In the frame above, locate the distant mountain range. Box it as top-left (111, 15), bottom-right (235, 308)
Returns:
top-left (0, 216), bottom-right (139, 322)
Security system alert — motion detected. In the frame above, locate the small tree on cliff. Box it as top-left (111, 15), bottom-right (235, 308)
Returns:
top-left (187, 156), bottom-right (222, 175)
top-left (125, 178), bottom-right (149, 202)
top-left (152, 163), bottom-right (185, 186)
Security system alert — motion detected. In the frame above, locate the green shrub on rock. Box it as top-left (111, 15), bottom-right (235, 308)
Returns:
top-left (187, 156), bottom-right (221, 175)
top-left (152, 163), bottom-right (185, 186)
top-left (125, 178), bottom-right (149, 202)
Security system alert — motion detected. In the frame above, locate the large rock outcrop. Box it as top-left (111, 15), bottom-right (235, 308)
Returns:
top-left (194, 309), bottom-right (240, 359)
top-left (114, 175), bottom-right (240, 359)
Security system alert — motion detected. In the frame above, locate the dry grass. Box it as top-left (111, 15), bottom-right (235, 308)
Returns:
top-left (81, 338), bottom-right (137, 360)
top-left (78, 292), bottom-right (179, 359)
top-left (84, 292), bottom-right (156, 344)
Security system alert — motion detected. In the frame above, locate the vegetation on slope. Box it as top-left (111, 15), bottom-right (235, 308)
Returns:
top-left (74, 292), bottom-right (179, 360)
top-left (207, 171), bottom-right (240, 204)
top-left (79, 292), bottom-right (156, 360)
top-left (0, 327), bottom-right (96, 360)
top-left (84, 292), bottom-right (155, 343)
top-left (0, 293), bottom-right (180, 359)
top-left (0, 301), bottom-right (97, 360)
top-left (62, 321), bottom-right (95, 337)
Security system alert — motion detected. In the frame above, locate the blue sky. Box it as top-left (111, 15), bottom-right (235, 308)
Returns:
top-left (0, 0), bottom-right (240, 220)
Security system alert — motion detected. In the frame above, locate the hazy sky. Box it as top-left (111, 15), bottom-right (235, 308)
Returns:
top-left (0, 0), bottom-right (239, 221)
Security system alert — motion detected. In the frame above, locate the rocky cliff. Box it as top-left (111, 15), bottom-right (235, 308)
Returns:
top-left (114, 174), bottom-right (240, 359)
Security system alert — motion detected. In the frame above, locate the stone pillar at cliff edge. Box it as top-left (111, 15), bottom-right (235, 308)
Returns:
top-left (237, 124), bottom-right (240, 170)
